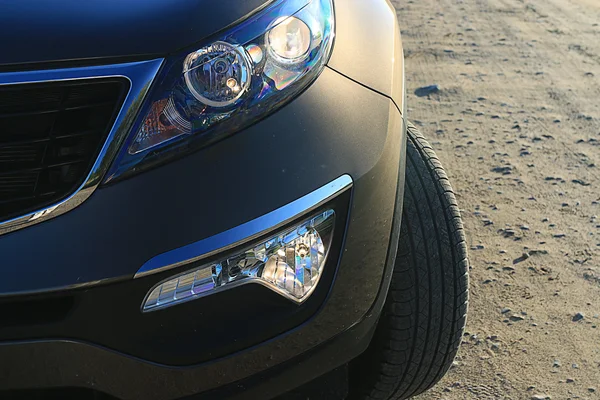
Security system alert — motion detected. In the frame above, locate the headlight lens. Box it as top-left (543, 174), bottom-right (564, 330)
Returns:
top-left (268, 17), bottom-right (312, 62)
top-left (183, 41), bottom-right (253, 109)
top-left (106, 0), bottom-right (334, 181)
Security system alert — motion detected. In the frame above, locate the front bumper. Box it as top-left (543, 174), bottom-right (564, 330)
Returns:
top-left (0, 67), bottom-right (406, 399)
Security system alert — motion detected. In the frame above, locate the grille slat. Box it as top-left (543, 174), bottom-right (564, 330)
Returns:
top-left (0, 79), bottom-right (126, 221)
top-left (0, 99), bottom-right (117, 120)
top-left (0, 129), bottom-right (105, 149)
top-left (0, 158), bottom-right (88, 176)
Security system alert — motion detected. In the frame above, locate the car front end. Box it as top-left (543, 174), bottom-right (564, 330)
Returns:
top-left (0, 1), bottom-right (410, 399)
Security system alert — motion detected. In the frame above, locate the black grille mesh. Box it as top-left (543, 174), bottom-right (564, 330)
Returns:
top-left (0, 79), bottom-right (127, 222)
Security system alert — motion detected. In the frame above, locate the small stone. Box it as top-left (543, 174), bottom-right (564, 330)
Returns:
top-left (572, 179), bottom-right (591, 186)
top-left (553, 233), bottom-right (566, 238)
top-left (491, 166), bottom-right (513, 175)
top-left (572, 363), bottom-right (579, 369)
top-left (573, 312), bottom-right (585, 322)
top-left (501, 308), bottom-right (511, 314)
top-left (553, 359), bottom-right (561, 368)
top-left (501, 229), bottom-right (516, 238)
top-left (513, 253), bottom-right (530, 264)
top-left (510, 315), bottom-right (525, 322)
top-left (529, 249), bottom-right (549, 256)
top-left (531, 395), bottom-right (550, 400)
top-left (414, 85), bottom-right (440, 97)
top-left (588, 387), bottom-right (596, 393)
top-left (566, 378), bottom-right (575, 383)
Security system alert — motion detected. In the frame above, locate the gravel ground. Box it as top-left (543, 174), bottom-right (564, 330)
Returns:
top-left (390, 0), bottom-right (600, 398)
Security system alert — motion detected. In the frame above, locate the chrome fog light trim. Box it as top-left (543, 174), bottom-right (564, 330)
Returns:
top-left (134, 174), bottom-right (352, 279)
top-left (142, 210), bottom-right (335, 312)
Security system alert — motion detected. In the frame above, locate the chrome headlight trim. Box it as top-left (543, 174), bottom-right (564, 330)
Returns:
top-left (0, 59), bottom-right (163, 236)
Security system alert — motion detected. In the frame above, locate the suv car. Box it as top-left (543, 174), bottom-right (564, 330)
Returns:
top-left (0, 0), bottom-right (468, 399)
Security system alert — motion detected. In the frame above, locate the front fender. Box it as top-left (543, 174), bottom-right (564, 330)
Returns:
top-left (328, 0), bottom-right (405, 115)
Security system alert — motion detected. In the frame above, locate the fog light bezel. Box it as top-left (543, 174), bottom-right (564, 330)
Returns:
top-left (142, 210), bottom-right (335, 312)
top-left (137, 174), bottom-right (352, 315)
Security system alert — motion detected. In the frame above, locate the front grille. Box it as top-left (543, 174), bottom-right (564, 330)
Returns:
top-left (0, 79), bottom-right (127, 222)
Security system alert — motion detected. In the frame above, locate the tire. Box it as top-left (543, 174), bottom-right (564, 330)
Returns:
top-left (349, 122), bottom-right (469, 400)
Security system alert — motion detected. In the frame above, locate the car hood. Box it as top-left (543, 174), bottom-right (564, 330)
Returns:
top-left (1, 0), bottom-right (272, 67)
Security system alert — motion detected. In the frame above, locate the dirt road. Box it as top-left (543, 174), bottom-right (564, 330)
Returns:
top-left (389, 0), bottom-right (600, 398)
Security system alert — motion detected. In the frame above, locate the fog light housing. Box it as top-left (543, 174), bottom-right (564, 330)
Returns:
top-left (142, 210), bottom-right (335, 312)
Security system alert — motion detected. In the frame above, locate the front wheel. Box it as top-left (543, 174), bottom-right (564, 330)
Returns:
top-left (349, 122), bottom-right (469, 399)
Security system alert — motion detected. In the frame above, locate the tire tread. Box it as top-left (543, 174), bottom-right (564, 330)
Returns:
top-left (350, 122), bottom-right (469, 400)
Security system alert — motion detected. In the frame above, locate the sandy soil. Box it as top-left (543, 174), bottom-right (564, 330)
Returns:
top-left (389, 0), bottom-right (600, 398)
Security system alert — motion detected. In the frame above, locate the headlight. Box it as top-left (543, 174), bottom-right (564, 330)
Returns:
top-left (106, 0), bottom-right (334, 181)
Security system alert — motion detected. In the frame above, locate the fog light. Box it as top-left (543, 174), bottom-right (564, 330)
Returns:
top-left (142, 210), bottom-right (335, 312)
